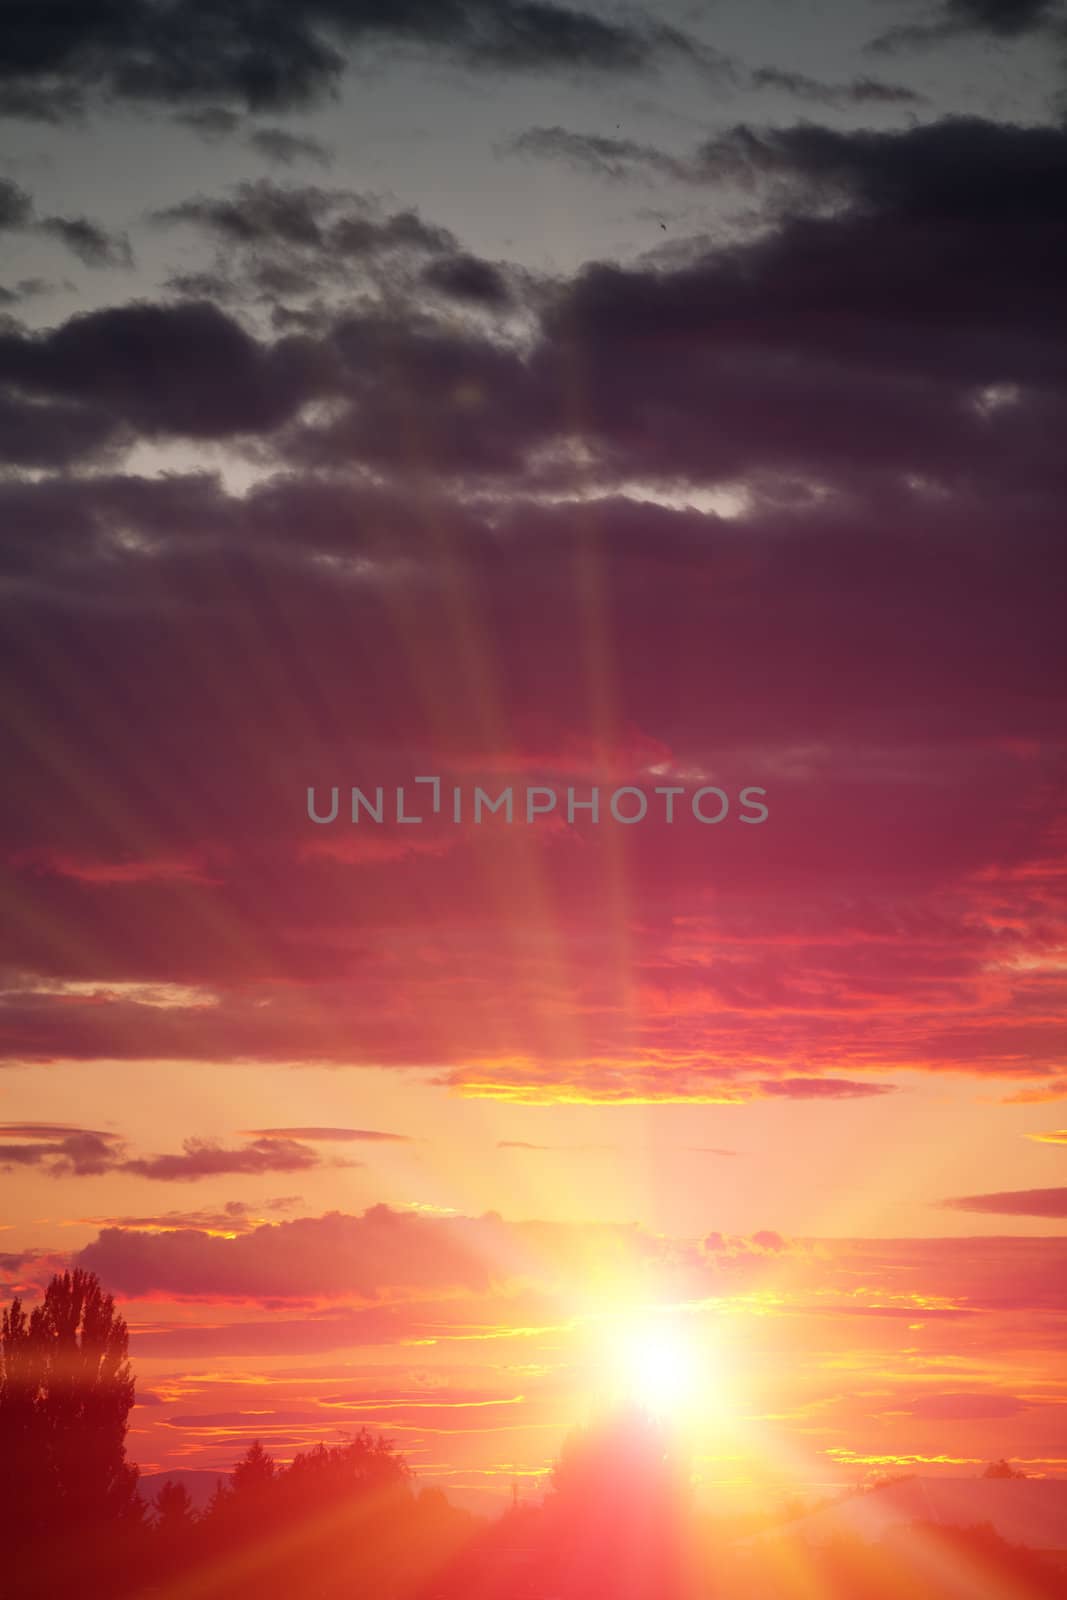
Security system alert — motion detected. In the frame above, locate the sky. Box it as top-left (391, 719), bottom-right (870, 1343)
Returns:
top-left (1, 0), bottom-right (1066, 1513)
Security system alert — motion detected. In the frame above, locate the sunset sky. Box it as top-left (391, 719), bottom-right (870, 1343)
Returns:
top-left (1, 0), bottom-right (1066, 1513)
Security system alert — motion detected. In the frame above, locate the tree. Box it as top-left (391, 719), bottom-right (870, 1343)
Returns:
top-left (231, 1437), bottom-right (276, 1501)
top-left (151, 1478), bottom-right (199, 1584)
top-left (0, 1269), bottom-right (139, 1540)
top-left (982, 1457), bottom-right (1027, 1479)
top-left (153, 1477), bottom-right (198, 1533)
top-left (550, 1406), bottom-right (687, 1511)
top-left (546, 1408), bottom-right (695, 1600)
top-left (280, 1430), bottom-right (411, 1517)
top-left (204, 1438), bottom-right (277, 1542)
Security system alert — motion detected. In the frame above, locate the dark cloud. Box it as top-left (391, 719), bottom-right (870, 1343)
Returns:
top-left (750, 67), bottom-right (924, 105)
top-left (6, 119), bottom-right (1065, 486)
top-left (698, 116), bottom-right (1067, 225)
top-left (122, 1136), bottom-right (330, 1182)
top-left (153, 181), bottom-right (459, 311)
top-left (0, 1125), bottom-right (123, 1176)
top-left (248, 128), bottom-right (333, 168)
top-left (0, 177), bottom-right (33, 230)
top-left (174, 106), bottom-right (242, 138)
top-left (943, 0), bottom-right (1062, 32)
top-left (156, 180), bottom-right (457, 262)
top-left (542, 122), bottom-right (1067, 464)
top-left (0, 81), bottom-right (84, 123)
top-left (0, 116), bottom-right (1065, 1105)
top-left (942, 1188), bottom-right (1067, 1217)
top-left (0, 278), bottom-right (53, 307)
top-left (37, 215), bottom-right (135, 269)
top-left (0, 181), bottom-right (132, 272)
top-left (508, 126), bottom-right (696, 182)
top-left (0, 1123), bottom-right (332, 1182)
top-left (156, 182), bottom-right (340, 248)
top-left (871, 0), bottom-right (1064, 49)
top-left (420, 253), bottom-right (513, 308)
top-left (0, 299), bottom-right (331, 443)
top-left (0, 1), bottom-right (708, 123)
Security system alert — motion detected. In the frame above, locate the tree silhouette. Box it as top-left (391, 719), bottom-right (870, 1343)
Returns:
top-left (551, 1406), bottom-right (687, 1511)
top-left (1, 1269), bottom-right (141, 1594)
top-left (981, 1457), bottom-right (1028, 1479)
top-left (231, 1437), bottom-right (276, 1499)
top-left (205, 1437), bottom-right (278, 1545)
top-left (545, 1408), bottom-right (695, 1600)
top-left (1, 1269), bottom-right (138, 1531)
top-left (153, 1476), bottom-right (198, 1532)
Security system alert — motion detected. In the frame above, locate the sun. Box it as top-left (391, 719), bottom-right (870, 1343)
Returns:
top-left (607, 1315), bottom-right (707, 1420)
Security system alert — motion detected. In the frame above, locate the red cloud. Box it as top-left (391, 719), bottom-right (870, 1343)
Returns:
top-left (942, 1188), bottom-right (1067, 1218)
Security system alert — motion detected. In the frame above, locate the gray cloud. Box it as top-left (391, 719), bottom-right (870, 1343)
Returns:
top-left (0, 1), bottom-right (712, 123)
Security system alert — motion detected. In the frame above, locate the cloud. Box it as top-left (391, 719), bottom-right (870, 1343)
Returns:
top-left (508, 127), bottom-right (697, 183)
top-left (749, 67), bottom-right (925, 106)
top-left (0, 178), bottom-right (33, 230)
top-left (1025, 1129), bottom-right (1067, 1143)
top-left (0, 277), bottom-right (52, 307)
top-left (6, 118), bottom-right (1067, 481)
top-left (151, 181), bottom-right (466, 312)
top-left (0, 1247), bottom-right (70, 1291)
top-left (496, 1140), bottom-right (614, 1151)
top-left (156, 181), bottom-right (457, 266)
top-left (0, 299), bottom-right (330, 447)
top-left (0, 181), bottom-right (133, 270)
top-left (705, 1229), bottom-right (788, 1256)
top-left (870, 0), bottom-right (1063, 50)
top-left (0, 117), bottom-right (1065, 1106)
top-left (758, 1079), bottom-right (898, 1100)
top-left (696, 116), bottom-right (1067, 226)
top-left (0, 1), bottom-right (710, 123)
top-left (248, 128), bottom-right (333, 168)
top-left (175, 106), bottom-right (243, 138)
top-left (420, 253), bottom-right (513, 308)
top-left (37, 216), bottom-right (134, 268)
top-left (0, 1124), bottom-right (123, 1176)
top-left (73, 1202), bottom-right (807, 1305)
top-left (942, 1188), bottom-right (1067, 1217)
top-left (1002, 1082), bottom-right (1067, 1104)
top-left (78, 1204), bottom-right (509, 1301)
top-left (0, 1125), bottom-right (334, 1182)
top-left (77, 1198), bottom-right (303, 1233)
top-left (241, 1127), bottom-right (412, 1143)
top-left (121, 1136), bottom-right (332, 1182)
top-left (903, 1391), bottom-right (1029, 1420)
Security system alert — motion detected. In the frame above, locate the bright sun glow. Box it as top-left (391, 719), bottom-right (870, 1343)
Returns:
top-left (608, 1317), bottom-right (708, 1419)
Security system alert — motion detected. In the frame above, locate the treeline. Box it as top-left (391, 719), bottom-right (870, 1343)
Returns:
top-left (0, 1269), bottom-right (476, 1599)
top-left (143, 1433), bottom-right (478, 1599)
top-left (3, 1271), bottom-right (1065, 1600)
